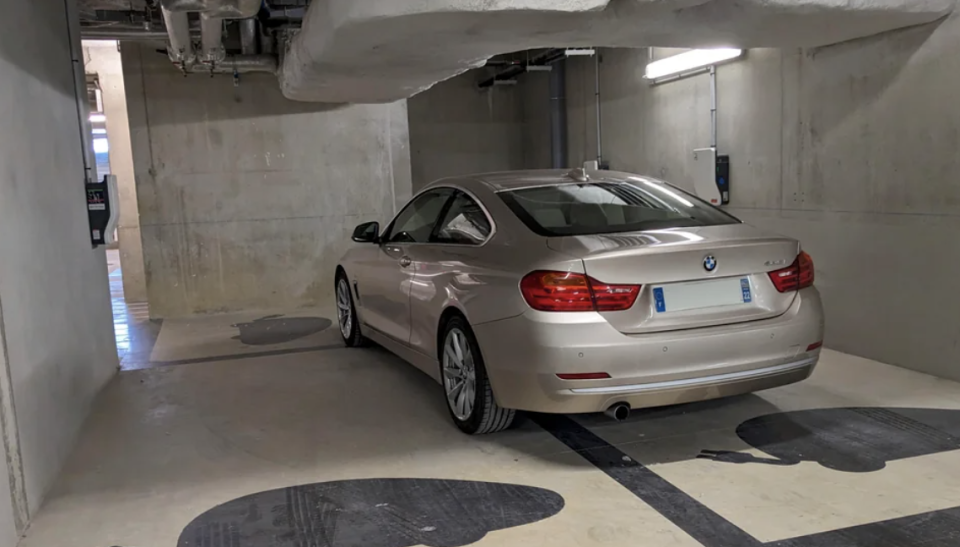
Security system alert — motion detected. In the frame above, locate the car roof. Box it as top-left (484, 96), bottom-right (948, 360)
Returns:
top-left (429, 169), bottom-right (663, 192)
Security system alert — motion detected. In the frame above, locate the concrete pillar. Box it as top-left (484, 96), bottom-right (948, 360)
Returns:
top-left (83, 41), bottom-right (148, 302)
top-left (0, 0), bottom-right (119, 539)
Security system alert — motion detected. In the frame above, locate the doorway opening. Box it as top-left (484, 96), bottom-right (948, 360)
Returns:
top-left (83, 40), bottom-right (159, 370)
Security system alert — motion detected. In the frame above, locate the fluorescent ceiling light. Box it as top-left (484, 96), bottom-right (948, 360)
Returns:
top-left (89, 113), bottom-right (106, 123)
top-left (81, 39), bottom-right (119, 48)
top-left (645, 48), bottom-right (742, 80)
top-left (93, 138), bottom-right (110, 154)
top-left (92, 128), bottom-right (107, 135)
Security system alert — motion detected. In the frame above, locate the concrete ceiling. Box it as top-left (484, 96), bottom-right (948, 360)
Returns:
top-left (77, 0), bottom-right (147, 8)
top-left (279, 0), bottom-right (955, 103)
top-left (77, 0), bottom-right (148, 19)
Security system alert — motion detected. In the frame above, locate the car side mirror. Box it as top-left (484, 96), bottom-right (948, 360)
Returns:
top-left (352, 221), bottom-right (380, 243)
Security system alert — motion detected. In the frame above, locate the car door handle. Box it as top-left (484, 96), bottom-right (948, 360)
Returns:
top-left (399, 256), bottom-right (412, 268)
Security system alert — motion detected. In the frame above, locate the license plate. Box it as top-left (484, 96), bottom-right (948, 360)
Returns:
top-left (653, 277), bottom-right (752, 313)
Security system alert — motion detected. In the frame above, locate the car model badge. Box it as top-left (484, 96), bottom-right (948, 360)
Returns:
top-left (703, 255), bottom-right (718, 272)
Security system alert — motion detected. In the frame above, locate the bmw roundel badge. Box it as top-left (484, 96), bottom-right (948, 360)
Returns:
top-left (703, 255), bottom-right (718, 272)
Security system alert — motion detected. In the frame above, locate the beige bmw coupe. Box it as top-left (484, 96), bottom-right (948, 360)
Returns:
top-left (336, 169), bottom-right (824, 434)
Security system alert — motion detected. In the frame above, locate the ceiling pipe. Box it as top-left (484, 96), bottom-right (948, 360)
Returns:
top-left (184, 54), bottom-right (277, 74)
top-left (199, 15), bottom-right (226, 64)
top-left (268, 7), bottom-right (305, 20)
top-left (161, 5), bottom-right (194, 67)
top-left (477, 48), bottom-right (570, 88)
top-left (484, 59), bottom-right (520, 67)
top-left (239, 17), bottom-right (258, 55)
top-left (159, 0), bottom-right (263, 73)
top-left (81, 28), bottom-right (175, 40)
top-left (162, 0), bottom-right (260, 18)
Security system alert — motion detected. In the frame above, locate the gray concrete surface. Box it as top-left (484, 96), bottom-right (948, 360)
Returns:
top-left (280, 0), bottom-right (954, 103)
top-left (83, 41), bottom-right (147, 303)
top-left (0, 0), bottom-right (120, 543)
top-left (560, 14), bottom-right (960, 381)
top-left (16, 317), bottom-right (960, 547)
top-left (121, 43), bottom-right (412, 318)
top-left (408, 70), bottom-right (526, 192)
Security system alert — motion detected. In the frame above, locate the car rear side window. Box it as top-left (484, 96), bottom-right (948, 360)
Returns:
top-left (498, 180), bottom-right (740, 237)
top-left (433, 193), bottom-right (491, 245)
top-left (384, 188), bottom-right (454, 243)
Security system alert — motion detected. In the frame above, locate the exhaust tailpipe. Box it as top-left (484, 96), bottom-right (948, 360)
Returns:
top-left (605, 403), bottom-right (630, 422)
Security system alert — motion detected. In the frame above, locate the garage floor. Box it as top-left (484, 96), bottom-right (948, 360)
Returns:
top-left (18, 299), bottom-right (960, 547)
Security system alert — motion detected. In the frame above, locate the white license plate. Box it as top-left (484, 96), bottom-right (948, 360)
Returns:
top-left (653, 277), bottom-right (752, 313)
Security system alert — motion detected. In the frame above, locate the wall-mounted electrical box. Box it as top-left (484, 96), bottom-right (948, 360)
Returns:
top-left (716, 154), bottom-right (730, 205)
top-left (86, 174), bottom-right (119, 247)
top-left (692, 148), bottom-right (730, 206)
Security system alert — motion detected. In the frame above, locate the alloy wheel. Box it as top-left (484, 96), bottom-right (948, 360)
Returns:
top-left (336, 278), bottom-right (353, 339)
top-left (443, 328), bottom-right (477, 421)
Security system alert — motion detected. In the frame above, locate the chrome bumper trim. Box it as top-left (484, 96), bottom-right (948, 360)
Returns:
top-left (569, 357), bottom-right (817, 395)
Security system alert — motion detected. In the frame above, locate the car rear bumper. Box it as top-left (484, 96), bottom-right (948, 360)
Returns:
top-left (472, 288), bottom-right (824, 414)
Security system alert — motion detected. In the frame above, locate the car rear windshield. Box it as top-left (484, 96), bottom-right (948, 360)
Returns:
top-left (498, 180), bottom-right (740, 237)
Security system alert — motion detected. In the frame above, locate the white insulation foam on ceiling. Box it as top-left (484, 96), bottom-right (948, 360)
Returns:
top-left (280, 0), bottom-right (955, 103)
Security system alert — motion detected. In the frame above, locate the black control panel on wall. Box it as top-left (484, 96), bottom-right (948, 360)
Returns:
top-left (716, 154), bottom-right (730, 205)
top-left (86, 175), bottom-right (117, 248)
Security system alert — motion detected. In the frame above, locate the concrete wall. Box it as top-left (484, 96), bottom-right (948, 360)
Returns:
top-left (564, 15), bottom-right (960, 381)
top-left (122, 43), bottom-right (412, 318)
top-left (0, 0), bottom-right (120, 541)
top-left (408, 70), bottom-right (526, 192)
top-left (83, 41), bottom-right (147, 303)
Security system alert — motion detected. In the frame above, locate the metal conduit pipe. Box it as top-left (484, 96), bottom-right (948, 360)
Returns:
top-left (81, 28), bottom-right (174, 41)
top-left (709, 65), bottom-right (718, 149)
top-left (199, 15), bottom-right (225, 64)
top-left (595, 51), bottom-right (604, 167)
top-left (161, 6), bottom-right (194, 65)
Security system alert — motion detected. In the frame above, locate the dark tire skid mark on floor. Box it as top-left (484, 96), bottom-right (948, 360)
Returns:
top-left (698, 407), bottom-right (960, 473)
top-left (532, 413), bottom-right (763, 547)
top-left (535, 408), bottom-right (960, 547)
top-left (174, 407), bottom-right (960, 547)
top-left (177, 478), bottom-right (564, 547)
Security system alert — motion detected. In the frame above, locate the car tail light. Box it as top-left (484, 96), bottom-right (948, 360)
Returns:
top-left (520, 271), bottom-right (641, 312)
top-left (591, 279), bottom-right (643, 311)
top-left (767, 251), bottom-right (815, 293)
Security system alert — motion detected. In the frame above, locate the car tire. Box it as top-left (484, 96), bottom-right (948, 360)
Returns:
top-left (440, 316), bottom-right (516, 435)
top-left (335, 272), bottom-right (367, 348)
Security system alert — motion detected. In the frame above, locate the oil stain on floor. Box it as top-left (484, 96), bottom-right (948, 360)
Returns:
top-left (231, 315), bottom-right (333, 346)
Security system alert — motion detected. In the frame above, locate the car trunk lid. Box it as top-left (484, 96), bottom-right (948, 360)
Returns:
top-left (547, 224), bottom-right (800, 334)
